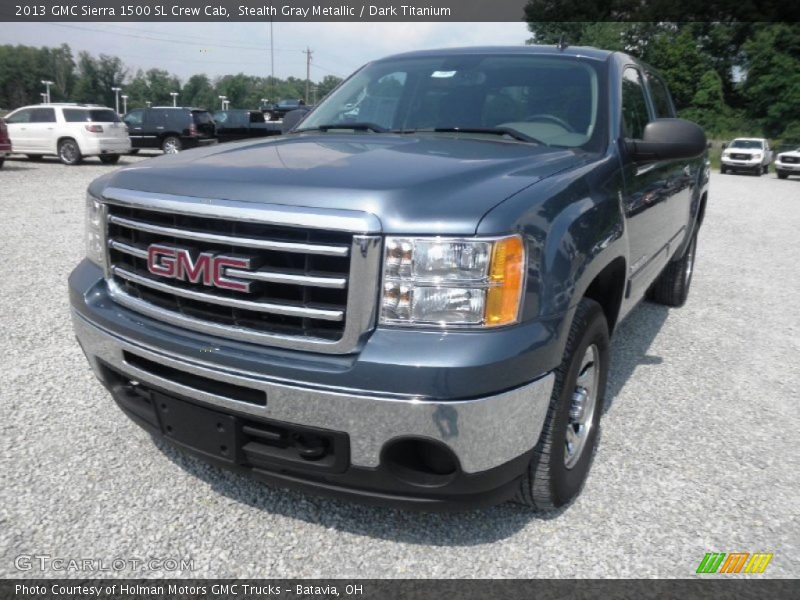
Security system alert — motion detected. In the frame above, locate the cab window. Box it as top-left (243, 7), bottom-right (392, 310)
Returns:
top-left (645, 72), bottom-right (675, 118)
top-left (621, 67), bottom-right (651, 139)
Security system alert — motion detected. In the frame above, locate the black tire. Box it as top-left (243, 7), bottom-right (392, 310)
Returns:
top-left (129, 149), bottom-right (140, 155)
top-left (0, 157), bottom-right (4, 169)
top-left (27, 154), bottom-right (43, 161)
top-left (720, 165), bottom-right (726, 174)
top-left (777, 170), bottom-right (788, 180)
top-left (753, 166), bottom-right (762, 176)
top-left (647, 233), bottom-right (697, 307)
top-left (514, 298), bottom-right (609, 511)
top-left (58, 139), bottom-right (82, 165)
top-left (99, 154), bottom-right (120, 164)
top-left (161, 136), bottom-right (182, 154)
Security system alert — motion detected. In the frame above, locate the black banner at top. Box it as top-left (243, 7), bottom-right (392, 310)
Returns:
top-left (1, 0), bottom-right (799, 22)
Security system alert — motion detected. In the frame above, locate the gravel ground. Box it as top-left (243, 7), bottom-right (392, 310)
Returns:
top-left (0, 154), bottom-right (798, 579)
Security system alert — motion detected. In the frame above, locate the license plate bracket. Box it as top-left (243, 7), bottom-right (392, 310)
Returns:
top-left (153, 391), bottom-right (237, 463)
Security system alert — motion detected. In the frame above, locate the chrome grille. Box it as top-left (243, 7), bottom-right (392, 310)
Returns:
top-left (101, 188), bottom-right (382, 353)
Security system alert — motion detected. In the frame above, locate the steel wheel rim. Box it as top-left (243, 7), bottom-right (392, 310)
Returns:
top-left (163, 139), bottom-right (179, 154)
top-left (564, 343), bottom-right (600, 469)
top-left (61, 142), bottom-right (77, 163)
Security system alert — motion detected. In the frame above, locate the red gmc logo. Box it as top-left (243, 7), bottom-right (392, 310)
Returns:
top-left (147, 244), bottom-right (253, 293)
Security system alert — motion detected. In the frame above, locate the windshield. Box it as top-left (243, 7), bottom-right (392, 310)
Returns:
top-left (729, 140), bottom-right (763, 149)
top-left (298, 54), bottom-right (603, 148)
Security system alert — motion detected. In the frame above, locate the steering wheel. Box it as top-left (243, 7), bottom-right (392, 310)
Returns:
top-left (523, 114), bottom-right (576, 133)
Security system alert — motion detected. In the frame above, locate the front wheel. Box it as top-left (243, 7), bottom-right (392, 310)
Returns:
top-left (58, 139), bottom-right (82, 165)
top-left (777, 170), bottom-right (788, 180)
top-left (720, 165), bottom-right (727, 174)
top-left (514, 298), bottom-right (609, 511)
top-left (754, 166), bottom-right (762, 176)
top-left (161, 136), bottom-right (182, 154)
top-left (99, 154), bottom-right (120, 164)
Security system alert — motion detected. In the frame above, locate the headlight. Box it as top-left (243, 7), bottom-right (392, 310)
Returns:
top-left (85, 193), bottom-right (106, 268)
top-left (752, 153), bottom-right (762, 160)
top-left (380, 235), bottom-right (525, 328)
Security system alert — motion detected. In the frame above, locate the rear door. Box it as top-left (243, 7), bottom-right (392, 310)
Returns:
top-left (27, 107), bottom-right (58, 152)
top-left (4, 108), bottom-right (34, 151)
top-left (191, 110), bottom-right (216, 139)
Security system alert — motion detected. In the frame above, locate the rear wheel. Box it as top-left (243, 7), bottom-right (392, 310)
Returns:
top-left (162, 136), bottom-right (182, 154)
top-left (99, 154), bottom-right (120, 164)
top-left (648, 233), bottom-right (697, 307)
top-left (514, 298), bottom-right (609, 511)
top-left (58, 139), bottom-right (82, 165)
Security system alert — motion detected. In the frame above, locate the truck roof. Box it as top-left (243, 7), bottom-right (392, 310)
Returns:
top-left (377, 45), bottom-right (615, 63)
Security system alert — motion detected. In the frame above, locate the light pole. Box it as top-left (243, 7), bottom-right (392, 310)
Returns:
top-left (170, 92), bottom-right (179, 107)
top-left (121, 95), bottom-right (128, 114)
top-left (41, 80), bottom-right (53, 103)
top-left (146, 101), bottom-right (151, 108)
top-left (40, 92), bottom-right (47, 103)
top-left (111, 86), bottom-right (121, 114)
top-left (218, 95), bottom-right (227, 110)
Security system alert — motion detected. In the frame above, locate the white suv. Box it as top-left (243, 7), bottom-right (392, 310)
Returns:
top-left (3, 103), bottom-right (131, 165)
top-left (720, 138), bottom-right (773, 176)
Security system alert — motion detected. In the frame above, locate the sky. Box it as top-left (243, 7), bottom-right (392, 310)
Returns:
top-left (0, 22), bottom-right (531, 81)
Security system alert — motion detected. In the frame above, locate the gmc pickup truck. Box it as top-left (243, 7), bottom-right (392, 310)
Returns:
top-left (69, 46), bottom-right (708, 511)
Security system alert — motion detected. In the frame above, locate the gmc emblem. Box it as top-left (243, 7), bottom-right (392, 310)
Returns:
top-left (147, 244), bottom-right (253, 293)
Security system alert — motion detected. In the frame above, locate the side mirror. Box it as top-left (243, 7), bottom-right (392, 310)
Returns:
top-left (281, 107), bottom-right (312, 133)
top-left (628, 118), bottom-right (707, 162)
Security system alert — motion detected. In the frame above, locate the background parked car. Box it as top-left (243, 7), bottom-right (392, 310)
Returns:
top-left (720, 137), bottom-right (773, 175)
top-left (774, 146), bottom-right (800, 179)
top-left (212, 109), bottom-right (281, 143)
top-left (266, 99), bottom-right (306, 121)
top-left (123, 107), bottom-right (216, 154)
top-left (3, 103), bottom-right (130, 165)
top-left (0, 118), bottom-right (11, 168)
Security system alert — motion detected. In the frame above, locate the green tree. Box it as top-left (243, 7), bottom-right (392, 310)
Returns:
top-left (182, 74), bottom-right (216, 109)
top-left (741, 24), bottom-right (800, 138)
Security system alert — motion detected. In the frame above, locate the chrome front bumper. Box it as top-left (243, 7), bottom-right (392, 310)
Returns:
top-left (73, 311), bottom-right (554, 474)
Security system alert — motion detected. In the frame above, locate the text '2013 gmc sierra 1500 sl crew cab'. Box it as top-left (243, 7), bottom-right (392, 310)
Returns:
top-left (69, 45), bottom-right (709, 511)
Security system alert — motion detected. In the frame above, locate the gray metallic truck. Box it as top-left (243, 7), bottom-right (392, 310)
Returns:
top-left (69, 45), bottom-right (708, 511)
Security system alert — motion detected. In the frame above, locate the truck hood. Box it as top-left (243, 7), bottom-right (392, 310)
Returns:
top-left (100, 133), bottom-right (587, 234)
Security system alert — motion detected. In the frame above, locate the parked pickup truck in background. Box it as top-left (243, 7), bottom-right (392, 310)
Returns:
top-left (69, 45), bottom-right (708, 511)
top-left (721, 137), bottom-right (773, 175)
top-left (213, 109), bottom-right (282, 143)
top-left (775, 146), bottom-right (800, 179)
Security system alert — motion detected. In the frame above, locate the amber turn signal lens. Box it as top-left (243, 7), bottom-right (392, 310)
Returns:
top-left (485, 235), bottom-right (525, 326)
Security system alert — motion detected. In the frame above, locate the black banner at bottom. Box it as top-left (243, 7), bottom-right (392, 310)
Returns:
top-left (2, 579), bottom-right (799, 600)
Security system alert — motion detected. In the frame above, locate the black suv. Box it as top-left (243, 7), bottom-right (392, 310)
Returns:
top-left (123, 107), bottom-right (216, 153)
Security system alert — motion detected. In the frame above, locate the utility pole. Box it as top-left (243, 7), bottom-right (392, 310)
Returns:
top-left (269, 16), bottom-right (275, 100)
top-left (303, 47), bottom-right (313, 104)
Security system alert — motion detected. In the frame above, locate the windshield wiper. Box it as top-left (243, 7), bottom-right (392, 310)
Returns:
top-left (394, 127), bottom-right (543, 145)
top-left (297, 122), bottom-right (388, 133)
